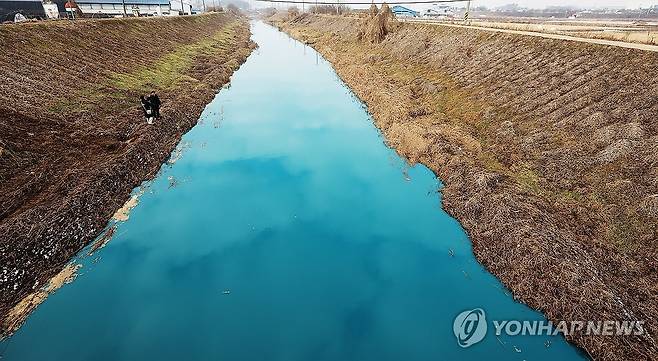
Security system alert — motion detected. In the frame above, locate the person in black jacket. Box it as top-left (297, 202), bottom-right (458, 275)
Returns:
top-left (140, 95), bottom-right (154, 124)
top-left (148, 91), bottom-right (161, 119)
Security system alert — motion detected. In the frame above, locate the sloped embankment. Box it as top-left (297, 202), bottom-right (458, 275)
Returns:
top-left (274, 13), bottom-right (658, 360)
top-left (0, 14), bottom-right (255, 334)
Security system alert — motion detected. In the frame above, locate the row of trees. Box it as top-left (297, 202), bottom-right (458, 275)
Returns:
top-left (283, 4), bottom-right (350, 16)
top-left (308, 4), bottom-right (350, 14)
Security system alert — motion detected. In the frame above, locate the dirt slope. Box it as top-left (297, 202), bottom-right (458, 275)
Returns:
top-left (0, 14), bottom-right (255, 334)
top-left (274, 13), bottom-right (658, 360)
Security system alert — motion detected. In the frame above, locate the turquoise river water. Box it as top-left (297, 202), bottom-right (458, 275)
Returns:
top-left (1, 22), bottom-right (587, 361)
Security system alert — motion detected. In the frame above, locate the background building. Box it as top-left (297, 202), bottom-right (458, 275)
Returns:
top-left (169, 0), bottom-right (192, 14)
top-left (75, 0), bottom-right (172, 16)
top-left (391, 5), bottom-right (419, 17)
top-left (423, 5), bottom-right (455, 18)
top-left (0, 0), bottom-right (46, 21)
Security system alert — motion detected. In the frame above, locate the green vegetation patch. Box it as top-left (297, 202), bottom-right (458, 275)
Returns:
top-left (512, 166), bottom-right (542, 195)
top-left (49, 20), bottom-right (240, 116)
top-left (109, 21), bottom-right (239, 92)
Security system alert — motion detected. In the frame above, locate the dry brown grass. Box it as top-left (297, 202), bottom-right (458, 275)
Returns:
top-left (275, 13), bottom-right (658, 360)
top-left (570, 29), bottom-right (658, 45)
top-left (356, 3), bottom-right (398, 43)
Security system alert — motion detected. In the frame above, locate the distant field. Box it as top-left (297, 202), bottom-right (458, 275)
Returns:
top-left (406, 17), bottom-right (658, 45)
top-left (569, 28), bottom-right (658, 45)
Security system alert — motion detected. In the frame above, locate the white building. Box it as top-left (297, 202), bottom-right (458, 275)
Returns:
top-left (76, 0), bottom-right (173, 16)
top-left (423, 5), bottom-right (455, 18)
top-left (169, 0), bottom-right (192, 14)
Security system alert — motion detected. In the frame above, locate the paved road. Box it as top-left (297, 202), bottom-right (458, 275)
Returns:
top-left (401, 19), bottom-right (658, 53)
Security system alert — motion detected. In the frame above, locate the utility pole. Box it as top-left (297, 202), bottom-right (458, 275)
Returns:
top-left (464, 0), bottom-right (470, 23)
top-left (122, 0), bottom-right (127, 16)
top-left (202, 0), bottom-right (206, 12)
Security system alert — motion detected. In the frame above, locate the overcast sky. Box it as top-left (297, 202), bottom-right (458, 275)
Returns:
top-left (251, 0), bottom-right (655, 9)
top-left (247, 0), bottom-right (658, 10)
top-left (471, 0), bottom-right (653, 8)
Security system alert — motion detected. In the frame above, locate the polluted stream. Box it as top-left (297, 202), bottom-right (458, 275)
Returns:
top-left (1, 22), bottom-right (587, 361)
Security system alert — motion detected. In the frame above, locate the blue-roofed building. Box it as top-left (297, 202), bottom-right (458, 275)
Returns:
top-left (75, 0), bottom-right (176, 16)
top-left (390, 5), bottom-right (418, 17)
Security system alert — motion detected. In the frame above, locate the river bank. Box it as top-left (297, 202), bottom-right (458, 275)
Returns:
top-left (271, 13), bottom-right (658, 360)
top-left (0, 13), bottom-right (255, 335)
top-left (0, 21), bottom-right (585, 360)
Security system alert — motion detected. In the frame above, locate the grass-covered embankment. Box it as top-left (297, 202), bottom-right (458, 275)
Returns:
top-left (272, 12), bottom-right (658, 360)
top-left (0, 13), bottom-right (255, 335)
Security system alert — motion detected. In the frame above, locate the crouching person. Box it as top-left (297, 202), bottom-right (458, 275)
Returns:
top-left (140, 95), bottom-right (155, 124)
top-left (148, 91), bottom-right (161, 119)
